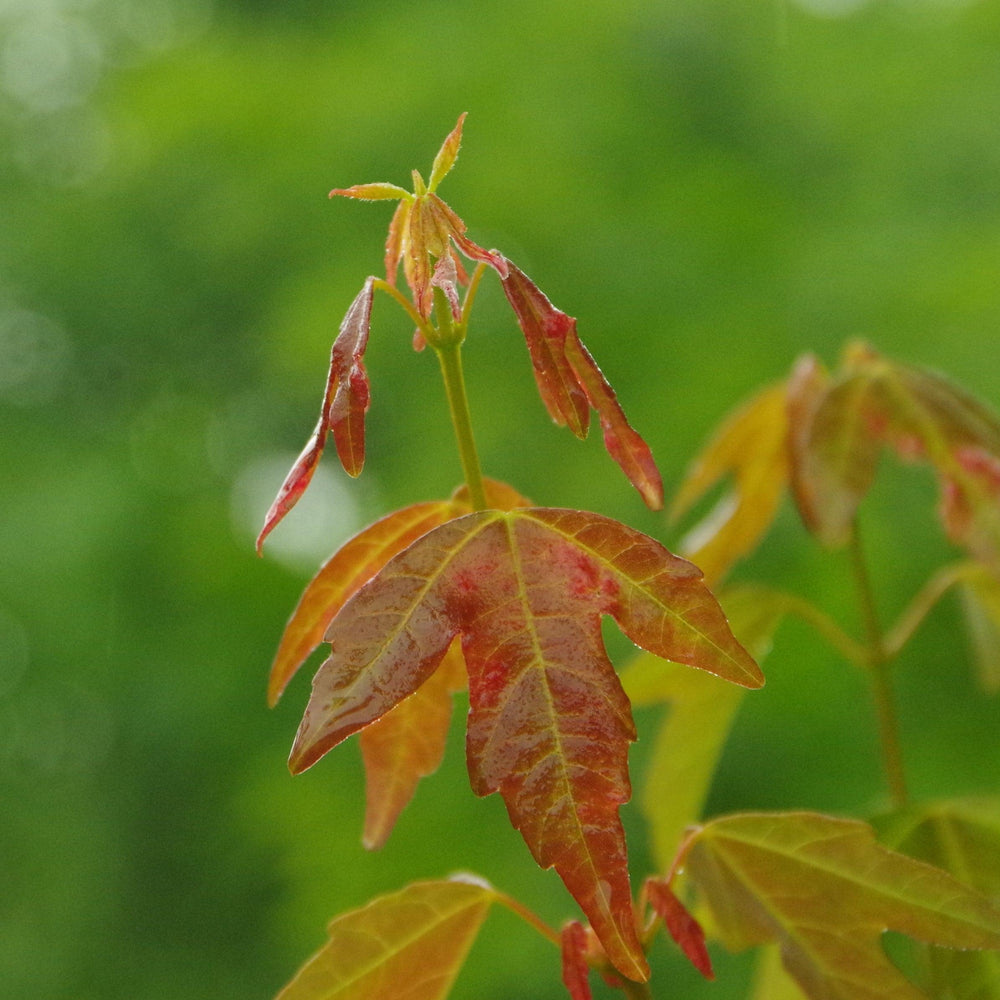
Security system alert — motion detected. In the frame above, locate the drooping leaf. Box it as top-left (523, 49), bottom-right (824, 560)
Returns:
top-left (500, 262), bottom-right (664, 509)
top-left (497, 258), bottom-right (590, 437)
top-left (621, 583), bottom-right (786, 870)
top-left (289, 507), bottom-right (762, 979)
top-left (788, 342), bottom-right (1000, 561)
top-left (875, 797), bottom-right (1000, 1000)
top-left (561, 921), bottom-right (594, 1000)
top-left (256, 278), bottom-right (375, 553)
top-left (959, 564), bottom-right (1000, 694)
top-left (670, 383), bottom-right (791, 584)
top-left (359, 641), bottom-right (467, 850)
top-left (789, 365), bottom-right (885, 548)
top-left (645, 877), bottom-right (714, 979)
top-left (274, 877), bottom-right (495, 1000)
top-left (686, 811), bottom-right (1000, 1000)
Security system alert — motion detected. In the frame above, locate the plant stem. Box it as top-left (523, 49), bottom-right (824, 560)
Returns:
top-left (619, 977), bottom-right (654, 1000)
top-left (848, 522), bottom-right (908, 809)
top-left (435, 341), bottom-right (488, 511)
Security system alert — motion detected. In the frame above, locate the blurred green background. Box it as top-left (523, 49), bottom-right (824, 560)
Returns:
top-left (2, 0), bottom-right (999, 997)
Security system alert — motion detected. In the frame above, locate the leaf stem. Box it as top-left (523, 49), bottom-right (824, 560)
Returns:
top-left (883, 561), bottom-right (971, 658)
top-left (848, 521), bottom-right (908, 809)
top-left (434, 340), bottom-right (488, 511)
top-left (491, 889), bottom-right (562, 947)
top-left (372, 278), bottom-right (434, 338)
top-left (774, 591), bottom-right (870, 668)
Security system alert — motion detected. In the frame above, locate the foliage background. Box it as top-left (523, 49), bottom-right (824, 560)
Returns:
top-left (2, 0), bottom-right (999, 997)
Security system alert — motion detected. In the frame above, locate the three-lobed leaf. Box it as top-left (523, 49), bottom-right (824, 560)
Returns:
top-left (274, 877), bottom-right (495, 1000)
top-left (288, 506), bottom-right (761, 980)
top-left (686, 811), bottom-right (1000, 1000)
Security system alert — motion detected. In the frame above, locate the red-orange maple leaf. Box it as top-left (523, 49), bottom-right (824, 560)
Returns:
top-left (287, 507), bottom-right (762, 980)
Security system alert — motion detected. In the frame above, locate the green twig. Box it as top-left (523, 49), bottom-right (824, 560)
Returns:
top-left (848, 521), bottom-right (908, 809)
top-left (435, 342), bottom-right (487, 510)
top-left (884, 561), bottom-right (971, 658)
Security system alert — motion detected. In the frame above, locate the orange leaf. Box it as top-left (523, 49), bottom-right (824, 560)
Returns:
top-left (288, 507), bottom-right (761, 979)
top-left (275, 877), bottom-right (495, 1000)
top-left (359, 641), bottom-right (467, 850)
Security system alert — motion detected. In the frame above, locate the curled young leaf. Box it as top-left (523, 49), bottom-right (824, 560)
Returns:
top-left (330, 115), bottom-right (506, 318)
top-left (256, 278), bottom-right (375, 553)
top-left (500, 261), bottom-right (664, 509)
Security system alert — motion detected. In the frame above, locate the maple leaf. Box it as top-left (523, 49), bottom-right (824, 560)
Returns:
top-left (875, 796), bottom-right (1000, 999)
top-left (287, 507), bottom-right (762, 980)
top-left (677, 342), bottom-right (1000, 573)
top-left (685, 811), bottom-right (1000, 1000)
top-left (266, 479), bottom-right (529, 846)
top-left (274, 877), bottom-right (496, 1000)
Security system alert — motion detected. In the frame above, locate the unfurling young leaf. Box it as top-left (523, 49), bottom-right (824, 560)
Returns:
top-left (685, 811), bottom-right (1000, 1000)
top-left (791, 342), bottom-right (1000, 561)
top-left (256, 278), bottom-right (375, 553)
top-left (500, 262), bottom-right (664, 510)
top-left (288, 507), bottom-right (761, 980)
top-left (274, 877), bottom-right (496, 1000)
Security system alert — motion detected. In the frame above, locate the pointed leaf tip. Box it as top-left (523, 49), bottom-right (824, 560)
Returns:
top-left (429, 113), bottom-right (468, 192)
